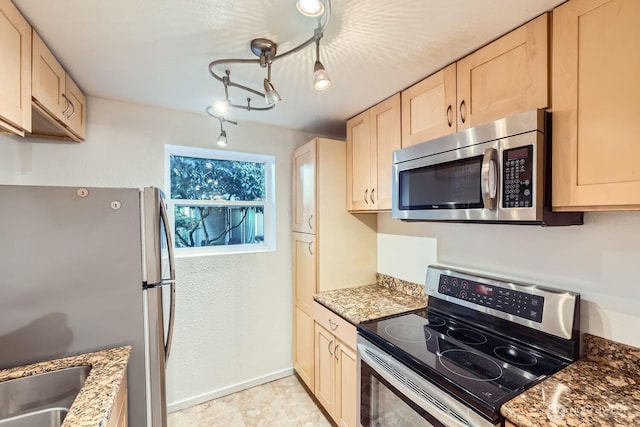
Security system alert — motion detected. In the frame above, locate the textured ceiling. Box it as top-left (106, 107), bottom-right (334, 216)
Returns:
top-left (13, 0), bottom-right (566, 137)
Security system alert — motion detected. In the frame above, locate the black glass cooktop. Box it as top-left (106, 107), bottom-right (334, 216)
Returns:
top-left (357, 307), bottom-right (569, 415)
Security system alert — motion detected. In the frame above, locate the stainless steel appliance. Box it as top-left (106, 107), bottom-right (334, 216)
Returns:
top-left (392, 109), bottom-right (583, 225)
top-left (0, 185), bottom-right (176, 427)
top-left (357, 265), bottom-right (580, 427)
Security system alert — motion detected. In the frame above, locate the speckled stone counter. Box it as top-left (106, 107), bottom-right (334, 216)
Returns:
top-left (0, 346), bottom-right (131, 426)
top-left (501, 334), bottom-right (640, 426)
top-left (313, 274), bottom-right (427, 324)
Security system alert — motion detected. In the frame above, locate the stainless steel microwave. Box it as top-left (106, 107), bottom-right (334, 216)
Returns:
top-left (392, 110), bottom-right (583, 226)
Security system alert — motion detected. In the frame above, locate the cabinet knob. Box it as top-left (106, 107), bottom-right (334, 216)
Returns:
top-left (328, 319), bottom-right (339, 331)
top-left (364, 189), bottom-right (369, 205)
top-left (308, 214), bottom-right (313, 230)
top-left (334, 343), bottom-right (340, 360)
top-left (328, 339), bottom-right (334, 355)
top-left (446, 105), bottom-right (453, 127)
top-left (308, 241), bottom-right (313, 255)
top-left (459, 100), bottom-right (467, 124)
top-left (370, 188), bottom-right (375, 205)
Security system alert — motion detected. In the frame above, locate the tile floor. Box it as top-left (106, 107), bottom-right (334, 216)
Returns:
top-left (168, 375), bottom-right (333, 426)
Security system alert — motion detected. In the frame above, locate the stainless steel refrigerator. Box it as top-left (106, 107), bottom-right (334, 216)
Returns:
top-left (0, 185), bottom-right (176, 427)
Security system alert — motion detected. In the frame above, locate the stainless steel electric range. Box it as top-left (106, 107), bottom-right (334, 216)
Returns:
top-left (357, 265), bottom-right (580, 427)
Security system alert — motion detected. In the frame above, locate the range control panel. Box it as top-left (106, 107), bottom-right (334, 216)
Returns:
top-left (438, 274), bottom-right (544, 323)
top-left (502, 145), bottom-right (534, 208)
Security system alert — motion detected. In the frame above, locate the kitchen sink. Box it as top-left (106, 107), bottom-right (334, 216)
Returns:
top-left (0, 408), bottom-right (68, 427)
top-left (0, 366), bottom-right (90, 426)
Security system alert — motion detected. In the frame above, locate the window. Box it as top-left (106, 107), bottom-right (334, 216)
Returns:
top-left (165, 145), bottom-right (275, 255)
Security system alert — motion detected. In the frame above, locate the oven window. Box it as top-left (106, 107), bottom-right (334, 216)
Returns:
top-left (361, 361), bottom-right (445, 427)
top-left (399, 156), bottom-right (484, 210)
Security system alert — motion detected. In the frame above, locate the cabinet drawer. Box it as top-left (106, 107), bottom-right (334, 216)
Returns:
top-left (313, 302), bottom-right (356, 349)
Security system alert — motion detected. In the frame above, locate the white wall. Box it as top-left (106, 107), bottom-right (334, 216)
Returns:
top-left (378, 212), bottom-right (640, 348)
top-left (0, 97), bottom-right (316, 410)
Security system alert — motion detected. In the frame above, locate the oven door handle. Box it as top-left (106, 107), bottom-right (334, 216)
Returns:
top-left (481, 148), bottom-right (498, 210)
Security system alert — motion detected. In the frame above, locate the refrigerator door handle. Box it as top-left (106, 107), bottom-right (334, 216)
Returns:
top-left (158, 192), bottom-right (176, 362)
top-left (165, 281), bottom-right (176, 361)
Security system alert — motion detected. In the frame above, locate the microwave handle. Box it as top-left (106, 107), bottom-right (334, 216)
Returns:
top-left (481, 148), bottom-right (498, 210)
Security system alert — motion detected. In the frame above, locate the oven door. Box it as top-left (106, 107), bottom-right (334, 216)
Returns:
top-left (392, 140), bottom-right (499, 222)
top-left (357, 337), bottom-right (498, 427)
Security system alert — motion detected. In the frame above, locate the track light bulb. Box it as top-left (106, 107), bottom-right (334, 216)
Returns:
top-left (213, 99), bottom-right (230, 116)
top-left (297, 0), bottom-right (324, 17)
top-left (264, 79), bottom-right (282, 105)
top-left (313, 61), bottom-right (331, 91)
top-left (216, 130), bottom-right (227, 147)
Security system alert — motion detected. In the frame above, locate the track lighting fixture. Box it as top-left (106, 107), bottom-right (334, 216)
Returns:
top-left (297, 0), bottom-right (324, 17)
top-left (313, 29), bottom-right (331, 91)
top-left (206, 106), bottom-right (237, 146)
top-left (216, 130), bottom-right (228, 147)
top-left (207, 0), bottom-right (331, 122)
top-left (263, 61), bottom-right (281, 105)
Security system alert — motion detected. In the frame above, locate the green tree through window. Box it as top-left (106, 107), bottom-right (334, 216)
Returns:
top-left (165, 145), bottom-right (275, 254)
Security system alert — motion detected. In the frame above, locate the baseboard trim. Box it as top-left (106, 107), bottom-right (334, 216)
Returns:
top-left (167, 367), bottom-right (295, 413)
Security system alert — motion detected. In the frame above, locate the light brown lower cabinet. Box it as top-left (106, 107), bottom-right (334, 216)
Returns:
top-left (293, 306), bottom-right (314, 389)
top-left (313, 302), bottom-right (357, 427)
top-left (106, 373), bottom-right (128, 427)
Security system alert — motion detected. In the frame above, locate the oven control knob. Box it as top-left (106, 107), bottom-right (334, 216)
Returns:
top-left (461, 281), bottom-right (469, 290)
top-left (459, 290), bottom-right (467, 299)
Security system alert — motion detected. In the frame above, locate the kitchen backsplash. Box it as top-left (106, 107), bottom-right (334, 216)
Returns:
top-left (583, 333), bottom-right (640, 376)
top-left (377, 273), bottom-right (426, 301)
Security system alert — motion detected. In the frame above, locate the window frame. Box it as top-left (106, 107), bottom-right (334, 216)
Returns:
top-left (164, 144), bottom-right (276, 257)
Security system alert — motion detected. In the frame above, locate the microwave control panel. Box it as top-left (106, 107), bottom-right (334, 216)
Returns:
top-left (502, 145), bottom-right (533, 208)
top-left (438, 274), bottom-right (544, 323)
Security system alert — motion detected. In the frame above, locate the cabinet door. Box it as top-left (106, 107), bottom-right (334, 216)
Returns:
top-left (293, 232), bottom-right (316, 315)
top-left (0, 0), bottom-right (31, 135)
top-left (294, 307), bottom-right (314, 390)
top-left (292, 139), bottom-right (316, 233)
top-left (401, 64), bottom-right (456, 147)
top-left (334, 341), bottom-right (357, 427)
top-left (65, 74), bottom-right (87, 140)
top-left (552, 0), bottom-right (640, 210)
top-left (314, 322), bottom-right (335, 416)
top-left (370, 94), bottom-right (401, 210)
top-left (32, 30), bottom-right (66, 123)
top-left (346, 110), bottom-right (371, 211)
top-left (456, 13), bottom-right (549, 129)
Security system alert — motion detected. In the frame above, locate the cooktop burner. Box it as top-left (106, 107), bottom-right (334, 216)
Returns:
top-left (439, 349), bottom-right (503, 381)
top-left (494, 346), bottom-right (538, 366)
top-left (446, 327), bottom-right (487, 345)
top-left (358, 307), bottom-right (569, 408)
top-left (384, 323), bottom-right (432, 343)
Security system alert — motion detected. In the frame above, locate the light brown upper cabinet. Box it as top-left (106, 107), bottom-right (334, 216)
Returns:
top-left (292, 140), bottom-right (317, 233)
top-left (456, 13), bottom-right (549, 130)
top-left (552, 0), bottom-right (640, 210)
top-left (32, 30), bottom-right (87, 141)
top-left (401, 64), bottom-right (457, 147)
top-left (399, 14), bottom-right (549, 147)
top-left (0, 0), bottom-right (32, 136)
top-left (346, 93), bottom-right (401, 211)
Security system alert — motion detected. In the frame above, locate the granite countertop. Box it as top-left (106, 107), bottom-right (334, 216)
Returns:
top-left (0, 346), bottom-right (131, 426)
top-left (502, 334), bottom-right (640, 426)
top-left (313, 274), bottom-right (427, 324)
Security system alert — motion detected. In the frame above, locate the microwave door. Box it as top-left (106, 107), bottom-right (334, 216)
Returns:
top-left (393, 140), bottom-right (500, 222)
